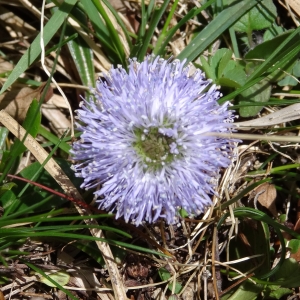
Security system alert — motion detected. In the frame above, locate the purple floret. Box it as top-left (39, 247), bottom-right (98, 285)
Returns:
top-left (71, 56), bottom-right (237, 225)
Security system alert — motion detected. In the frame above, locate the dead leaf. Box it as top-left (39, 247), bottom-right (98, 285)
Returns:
top-left (49, 94), bottom-right (70, 109)
top-left (0, 57), bottom-right (13, 73)
top-left (0, 83), bottom-right (53, 122)
top-left (109, 0), bottom-right (128, 12)
top-left (235, 103), bottom-right (300, 130)
top-left (287, 0), bottom-right (300, 18)
top-left (41, 96), bottom-right (71, 136)
top-left (254, 183), bottom-right (277, 217)
top-left (181, 285), bottom-right (195, 300)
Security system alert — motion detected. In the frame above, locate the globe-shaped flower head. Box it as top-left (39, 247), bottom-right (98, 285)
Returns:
top-left (71, 56), bottom-right (236, 225)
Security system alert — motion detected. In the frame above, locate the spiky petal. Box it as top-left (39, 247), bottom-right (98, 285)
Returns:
top-left (71, 56), bottom-right (237, 225)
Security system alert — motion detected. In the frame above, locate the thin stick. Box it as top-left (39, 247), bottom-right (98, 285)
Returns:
top-left (204, 132), bottom-right (300, 143)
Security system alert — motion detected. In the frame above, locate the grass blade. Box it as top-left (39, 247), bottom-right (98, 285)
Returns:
top-left (90, 0), bottom-right (126, 66)
top-left (137, 0), bottom-right (170, 60)
top-left (0, 0), bottom-right (78, 94)
top-left (177, 0), bottom-right (262, 63)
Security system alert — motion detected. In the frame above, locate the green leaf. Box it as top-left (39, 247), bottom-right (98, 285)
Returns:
top-left (75, 242), bottom-right (105, 266)
top-left (177, 0), bottom-right (262, 64)
top-left (213, 49), bottom-right (247, 87)
top-left (39, 271), bottom-right (70, 288)
top-left (13, 99), bottom-right (41, 156)
top-left (239, 79), bottom-right (271, 117)
top-left (228, 219), bottom-right (270, 278)
top-left (229, 0), bottom-right (277, 33)
top-left (288, 239), bottom-right (300, 254)
top-left (0, 127), bottom-right (9, 154)
top-left (269, 44), bottom-right (300, 82)
top-left (246, 31), bottom-right (294, 60)
top-left (245, 29), bottom-right (300, 82)
top-left (264, 285), bottom-right (292, 299)
top-left (264, 24), bottom-right (285, 41)
top-left (25, 261), bottom-right (77, 300)
top-left (220, 65), bottom-right (247, 87)
top-left (0, 0), bottom-right (78, 94)
top-left (220, 30), bottom-right (300, 102)
top-left (0, 190), bottom-right (17, 211)
top-left (222, 281), bottom-right (263, 300)
top-left (272, 258), bottom-right (300, 288)
top-left (38, 125), bottom-right (71, 154)
top-left (218, 77), bottom-right (242, 88)
top-left (277, 74), bottom-right (298, 87)
top-left (178, 208), bottom-right (189, 218)
top-left (68, 34), bottom-right (95, 87)
top-left (0, 99), bottom-right (41, 174)
top-left (218, 207), bottom-right (293, 280)
top-left (0, 183), bottom-right (17, 197)
top-left (278, 59), bottom-right (300, 86)
top-left (205, 48), bottom-right (228, 79)
top-left (199, 56), bottom-right (215, 81)
top-left (199, 49), bottom-right (247, 87)
top-left (158, 268), bottom-right (183, 294)
top-left (292, 59), bottom-right (300, 77)
top-left (217, 49), bottom-right (234, 78)
top-left (65, 8), bottom-right (95, 89)
top-left (245, 31), bottom-right (299, 60)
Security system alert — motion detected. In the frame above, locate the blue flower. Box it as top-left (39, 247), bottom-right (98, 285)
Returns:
top-left (71, 56), bottom-right (236, 225)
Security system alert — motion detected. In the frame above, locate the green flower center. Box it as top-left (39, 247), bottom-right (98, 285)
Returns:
top-left (133, 127), bottom-right (177, 169)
